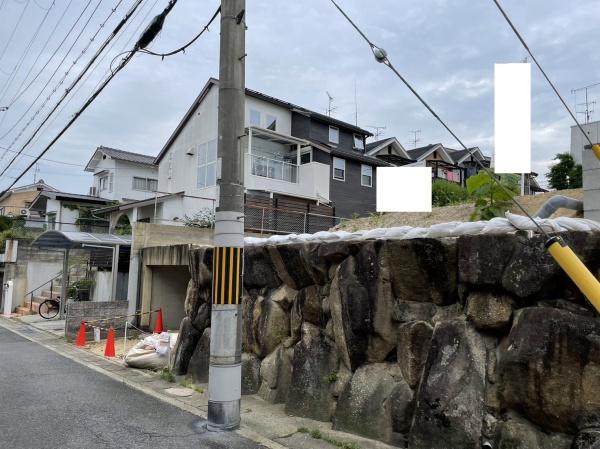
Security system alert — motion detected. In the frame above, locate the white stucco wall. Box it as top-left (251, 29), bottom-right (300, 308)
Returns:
top-left (571, 120), bottom-right (600, 165)
top-left (93, 157), bottom-right (158, 202)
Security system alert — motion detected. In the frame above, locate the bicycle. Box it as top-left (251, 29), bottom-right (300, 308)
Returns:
top-left (38, 288), bottom-right (87, 320)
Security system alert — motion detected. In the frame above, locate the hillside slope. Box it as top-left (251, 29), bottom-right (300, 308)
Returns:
top-left (336, 188), bottom-right (584, 231)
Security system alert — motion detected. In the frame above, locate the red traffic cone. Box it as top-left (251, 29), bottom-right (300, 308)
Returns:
top-left (104, 327), bottom-right (116, 358)
top-left (153, 308), bottom-right (164, 334)
top-left (75, 321), bottom-right (86, 347)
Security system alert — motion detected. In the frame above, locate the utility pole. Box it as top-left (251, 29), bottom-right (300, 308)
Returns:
top-left (208, 0), bottom-right (245, 431)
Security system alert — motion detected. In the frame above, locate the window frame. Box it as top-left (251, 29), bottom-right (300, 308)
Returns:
top-left (265, 114), bottom-right (277, 131)
top-left (361, 164), bottom-right (373, 187)
top-left (132, 177), bottom-right (158, 192)
top-left (329, 126), bottom-right (339, 144)
top-left (354, 134), bottom-right (365, 150)
top-left (332, 157), bottom-right (345, 181)
top-left (196, 139), bottom-right (218, 189)
top-left (249, 109), bottom-right (261, 127)
top-left (99, 176), bottom-right (108, 191)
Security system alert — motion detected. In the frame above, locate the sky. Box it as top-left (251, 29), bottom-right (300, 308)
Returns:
top-left (0, 0), bottom-right (598, 193)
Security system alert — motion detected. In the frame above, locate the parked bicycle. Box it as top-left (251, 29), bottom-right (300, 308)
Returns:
top-left (38, 288), bottom-right (87, 320)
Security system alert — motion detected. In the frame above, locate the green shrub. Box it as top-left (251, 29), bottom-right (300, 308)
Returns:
top-left (467, 170), bottom-right (519, 221)
top-left (432, 179), bottom-right (469, 207)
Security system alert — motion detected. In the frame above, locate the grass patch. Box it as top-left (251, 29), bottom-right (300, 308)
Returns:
top-left (159, 368), bottom-right (175, 383)
top-left (297, 427), bottom-right (362, 449)
top-left (327, 371), bottom-right (338, 383)
top-left (179, 378), bottom-right (205, 393)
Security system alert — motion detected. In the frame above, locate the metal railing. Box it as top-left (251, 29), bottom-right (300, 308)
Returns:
top-left (250, 154), bottom-right (298, 183)
top-left (245, 204), bottom-right (347, 235)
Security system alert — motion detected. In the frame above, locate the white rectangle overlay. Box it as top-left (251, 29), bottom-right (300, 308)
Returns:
top-left (376, 167), bottom-right (432, 212)
top-left (494, 63), bottom-right (531, 173)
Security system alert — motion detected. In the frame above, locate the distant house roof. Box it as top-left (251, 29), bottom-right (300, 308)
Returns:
top-left (365, 137), bottom-right (411, 160)
top-left (406, 144), bottom-right (456, 164)
top-left (29, 190), bottom-right (112, 212)
top-left (445, 147), bottom-right (486, 164)
top-left (155, 78), bottom-right (374, 164)
top-left (303, 137), bottom-right (391, 167)
top-left (84, 146), bottom-right (157, 172)
top-left (0, 179), bottom-right (57, 202)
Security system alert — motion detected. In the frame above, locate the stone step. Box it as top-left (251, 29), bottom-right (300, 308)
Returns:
top-left (14, 306), bottom-right (34, 316)
top-left (40, 289), bottom-right (62, 298)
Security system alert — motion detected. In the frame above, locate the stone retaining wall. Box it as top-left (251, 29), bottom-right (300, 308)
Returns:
top-left (170, 231), bottom-right (600, 448)
top-left (65, 300), bottom-right (129, 339)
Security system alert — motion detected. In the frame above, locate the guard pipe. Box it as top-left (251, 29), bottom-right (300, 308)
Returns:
top-left (546, 236), bottom-right (600, 313)
top-left (534, 195), bottom-right (583, 219)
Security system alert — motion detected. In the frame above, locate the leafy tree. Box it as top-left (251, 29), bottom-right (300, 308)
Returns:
top-left (467, 170), bottom-right (519, 221)
top-left (432, 179), bottom-right (469, 207)
top-left (546, 152), bottom-right (582, 190)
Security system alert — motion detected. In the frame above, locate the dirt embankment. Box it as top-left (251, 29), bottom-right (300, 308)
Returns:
top-left (336, 189), bottom-right (584, 231)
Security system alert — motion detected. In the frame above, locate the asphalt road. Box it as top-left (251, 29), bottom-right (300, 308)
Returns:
top-left (0, 326), bottom-right (262, 449)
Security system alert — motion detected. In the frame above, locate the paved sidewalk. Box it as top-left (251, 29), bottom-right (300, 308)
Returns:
top-left (0, 317), bottom-right (395, 449)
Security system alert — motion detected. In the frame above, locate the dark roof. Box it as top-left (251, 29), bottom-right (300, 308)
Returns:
top-left (305, 138), bottom-right (391, 167)
top-left (156, 78), bottom-right (373, 163)
top-left (29, 190), bottom-right (112, 211)
top-left (85, 146), bottom-right (156, 172)
top-left (407, 144), bottom-right (439, 160)
top-left (446, 147), bottom-right (485, 164)
top-left (365, 138), bottom-right (395, 152)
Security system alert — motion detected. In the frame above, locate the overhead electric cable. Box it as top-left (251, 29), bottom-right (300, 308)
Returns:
top-left (3, 0), bottom-right (89, 109)
top-left (0, 0), bottom-right (30, 64)
top-left (139, 6), bottom-right (220, 58)
top-left (0, 144), bottom-right (84, 166)
top-left (491, 0), bottom-right (594, 148)
top-left (0, 0), bottom-right (179, 193)
top-left (0, 1), bottom-right (56, 104)
top-left (0, 0), bottom-right (141, 174)
top-left (0, 0), bottom-right (100, 145)
top-left (328, 0), bottom-right (549, 238)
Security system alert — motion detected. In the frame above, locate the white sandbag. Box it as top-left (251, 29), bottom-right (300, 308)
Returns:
top-left (244, 237), bottom-right (264, 246)
top-left (362, 228), bottom-right (388, 239)
top-left (553, 217), bottom-right (600, 232)
top-left (426, 222), bottom-right (461, 238)
top-left (451, 221), bottom-right (487, 236)
top-left (480, 217), bottom-right (515, 234)
top-left (402, 227), bottom-right (428, 239)
top-left (383, 226), bottom-right (412, 239)
top-left (505, 212), bottom-right (564, 233)
top-left (124, 339), bottom-right (168, 370)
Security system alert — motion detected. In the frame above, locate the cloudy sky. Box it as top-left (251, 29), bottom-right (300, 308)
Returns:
top-left (0, 0), bottom-right (598, 193)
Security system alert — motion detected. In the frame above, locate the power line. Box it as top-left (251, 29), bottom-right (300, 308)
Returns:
top-left (0, 0), bottom-right (30, 64)
top-left (490, 0), bottom-right (594, 148)
top-left (0, 144), bottom-right (84, 166)
top-left (139, 6), bottom-right (220, 58)
top-left (0, 0), bottom-right (180, 194)
top-left (0, 0), bottom-right (99, 145)
top-left (329, 0), bottom-right (549, 238)
top-left (0, 1), bottom-right (56, 104)
top-left (0, 0), bottom-right (74, 120)
top-left (7, 0), bottom-right (161, 172)
top-left (0, 0), bottom-right (137, 174)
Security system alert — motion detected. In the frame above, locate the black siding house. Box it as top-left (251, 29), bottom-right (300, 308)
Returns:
top-left (291, 111), bottom-right (388, 218)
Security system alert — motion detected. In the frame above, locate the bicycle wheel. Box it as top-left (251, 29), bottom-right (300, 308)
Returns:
top-left (39, 300), bottom-right (60, 320)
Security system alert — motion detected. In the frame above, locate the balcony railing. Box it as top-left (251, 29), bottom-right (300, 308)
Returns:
top-left (250, 154), bottom-right (298, 183)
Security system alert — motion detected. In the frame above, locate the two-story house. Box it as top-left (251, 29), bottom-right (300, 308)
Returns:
top-left (100, 78), bottom-right (389, 234)
top-left (84, 146), bottom-right (158, 202)
top-left (0, 180), bottom-right (56, 226)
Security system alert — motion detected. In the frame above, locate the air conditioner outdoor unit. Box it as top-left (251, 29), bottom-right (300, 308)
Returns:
top-left (20, 209), bottom-right (29, 216)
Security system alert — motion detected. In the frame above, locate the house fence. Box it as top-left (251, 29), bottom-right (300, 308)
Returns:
top-left (244, 204), bottom-right (347, 235)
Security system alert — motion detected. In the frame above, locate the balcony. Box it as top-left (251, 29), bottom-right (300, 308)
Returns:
top-left (250, 154), bottom-right (298, 183)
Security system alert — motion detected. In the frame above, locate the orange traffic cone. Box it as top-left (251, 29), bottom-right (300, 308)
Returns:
top-left (75, 321), bottom-right (86, 347)
top-left (153, 308), bottom-right (164, 334)
top-left (104, 327), bottom-right (116, 358)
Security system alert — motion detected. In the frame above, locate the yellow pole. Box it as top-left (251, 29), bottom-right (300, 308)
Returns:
top-left (593, 144), bottom-right (600, 160)
top-left (546, 236), bottom-right (600, 313)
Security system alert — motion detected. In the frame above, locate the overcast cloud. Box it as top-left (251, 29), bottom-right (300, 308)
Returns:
top-left (0, 0), bottom-right (598, 193)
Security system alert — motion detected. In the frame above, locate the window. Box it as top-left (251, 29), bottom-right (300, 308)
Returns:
top-left (99, 176), bottom-right (108, 191)
top-left (197, 139), bottom-right (218, 189)
top-left (361, 164), bottom-right (373, 187)
top-left (333, 157), bottom-right (345, 181)
top-left (265, 114), bottom-right (277, 131)
top-left (329, 126), bottom-right (339, 144)
top-left (300, 152), bottom-right (311, 164)
top-left (132, 177), bottom-right (158, 191)
top-left (250, 109), bottom-right (261, 127)
top-left (354, 134), bottom-right (364, 150)
top-left (47, 212), bottom-right (56, 230)
top-left (109, 173), bottom-right (114, 193)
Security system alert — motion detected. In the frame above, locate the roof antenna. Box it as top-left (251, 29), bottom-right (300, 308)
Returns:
top-left (409, 129), bottom-right (421, 148)
top-left (326, 91), bottom-right (337, 117)
top-left (366, 125), bottom-right (386, 140)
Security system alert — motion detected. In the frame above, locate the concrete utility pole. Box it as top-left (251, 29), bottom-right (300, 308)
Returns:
top-left (208, 0), bottom-right (245, 431)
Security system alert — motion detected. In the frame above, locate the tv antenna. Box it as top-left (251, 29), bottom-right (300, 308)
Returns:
top-left (571, 82), bottom-right (600, 124)
top-left (33, 163), bottom-right (40, 183)
top-left (366, 125), bottom-right (386, 140)
top-left (409, 129), bottom-right (421, 148)
top-left (326, 91), bottom-right (338, 117)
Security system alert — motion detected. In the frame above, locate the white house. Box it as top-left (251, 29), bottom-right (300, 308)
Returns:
top-left (84, 146), bottom-right (158, 202)
top-left (571, 120), bottom-right (600, 165)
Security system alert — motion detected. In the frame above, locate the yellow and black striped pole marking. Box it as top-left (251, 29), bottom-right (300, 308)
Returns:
top-left (212, 246), bottom-right (242, 305)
